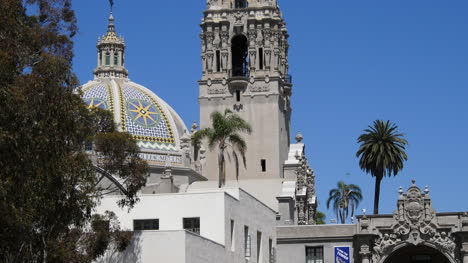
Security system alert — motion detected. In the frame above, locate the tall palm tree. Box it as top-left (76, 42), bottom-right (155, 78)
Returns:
top-left (356, 120), bottom-right (408, 214)
top-left (192, 109), bottom-right (252, 188)
top-left (326, 181), bottom-right (363, 224)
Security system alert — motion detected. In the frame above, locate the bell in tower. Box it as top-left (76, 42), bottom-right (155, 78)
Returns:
top-left (199, 0), bottom-right (293, 180)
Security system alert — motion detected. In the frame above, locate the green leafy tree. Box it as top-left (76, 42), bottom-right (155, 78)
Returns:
top-left (356, 120), bottom-right (408, 214)
top-left (192, 109), bottom-right (252, 188)
top-left (314, 211), bottom-right (326, 225)
top-left (326, 181), bottom-right (363, 224)
top-left (0, 0), bottom-right (147, 262)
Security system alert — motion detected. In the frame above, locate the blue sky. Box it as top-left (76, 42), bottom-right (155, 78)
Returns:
top-left (72, 0), bottom-right (468, 222)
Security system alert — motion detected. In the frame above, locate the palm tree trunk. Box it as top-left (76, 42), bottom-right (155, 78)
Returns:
top-left (374, 175), bottom-right (383, 214)
top-left (218, 148), bottom-right (224, 188)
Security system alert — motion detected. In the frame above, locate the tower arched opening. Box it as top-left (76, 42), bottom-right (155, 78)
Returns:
top-left (234, 0), bottom-right (248, 8)
top-left (383, 245), bottom-right (452, 263)
top-left (231, 34), bottom-right (248, 77)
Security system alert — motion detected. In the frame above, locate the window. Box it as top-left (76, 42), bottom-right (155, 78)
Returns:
top-left (257, 231), bottom-right (262, 263)
top-left (261, 159), bottom-right (266, 172)
top-left (216, 50), bottom-right (221, 72)
top-left (84, 141), bottom-right (93, 151)
top-left (259, 48), bottom-right (264, 70)
top-left (231, 35), bottom-right (249, 77)
top-left (269, 238), bottom-right (274, 263)
top-left (235, 0), bottom-right (248, 8)
top-left (183, 217), bottom-right (200, 234)
top-left (105, 52), bottom-right (110, 66)
top-left (114, 52), bottom-right (119, 66)
top-left (306, 247), bottom-right (323, 263)
top-left (236, 90), bottom-right (241, 102)
top-left (99, 51), bottom-right (102, 65)
top-left (230, 220), bottom-right (235, 251)
top-left (133, 219), bottom-right (159, 231)
top-left (244, 226), bottom-right (251, 258)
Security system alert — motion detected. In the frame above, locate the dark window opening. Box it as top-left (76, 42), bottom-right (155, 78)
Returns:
top-left (114, 53), bottom-right (118, 66)
top-left (306, 247), bottom-right (323, 263)
top-left (84, 141), bottom-right (93, 151)
top-left (183, 217), bottom-right (200, 234)
top-left (244, 226), bottom-right (251, 258)
top-left (99, 51), bottom-right (102, 65)
top-left (231, 35), bottom-right (249, 77)
top-left (236, 90), bottom-right (241, 102)
top-left (134, 219), bottom-right (159, 231)
top-left (216, 50), bottom-right (221, 72)
top-left (257, 231), bottom-right (262, 262)
top-left (259, 48), bottom-right (264, 70)
top-left (105, 52), bottom-right (110, 66)
top-left (261, 159), bottom-right (266, 172)
top-left (235, 0), bottom-right (248, 8)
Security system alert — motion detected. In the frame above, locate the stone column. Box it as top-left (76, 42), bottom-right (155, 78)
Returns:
top-left (359, 245), bottom-right (371, 263)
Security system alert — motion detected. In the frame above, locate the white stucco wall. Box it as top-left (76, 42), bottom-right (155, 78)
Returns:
top-left (96, 192), bottom-right (226, 244)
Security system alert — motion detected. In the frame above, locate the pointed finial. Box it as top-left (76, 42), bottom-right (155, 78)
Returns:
top-left (295, 131), bottom-right (303, 143)
top-left (109, 0), bottom-right (114, 11)
top-left (399, 186), bottom-right (403, 195)
top-left (424, 185), bottom-right (429, 195)
top-left (411, 179), bottom-right (416, 185)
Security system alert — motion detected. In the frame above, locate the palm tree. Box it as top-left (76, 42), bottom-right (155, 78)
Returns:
top-left (356, 120), bottom-right (408, 214)
top-left (192, 109), bottom-right (252, 188)
top-left (326, 181), bottom-right (363, 224)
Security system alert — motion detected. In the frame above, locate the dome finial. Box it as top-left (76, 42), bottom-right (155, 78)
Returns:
top-left (93, 1), bottom-right (128, 79)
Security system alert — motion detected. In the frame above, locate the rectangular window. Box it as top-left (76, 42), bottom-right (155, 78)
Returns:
top-left (216, 50), bottom-right (221, 72)
top-left (133, 219), bottom-right (159, 231)
top-left (259, 48), bottom-right (264, 70)
top-left (183, 217), bottom-right (200, 235)
top-left (84, 141), bottom-right (93, 151)
top-left (306, 247), bottom-right (323, 263)
top-left (236, 90), bottom-right (241, 102)
top-left (244, 226), bottom-right (251, 258)
top-left (105, 52), bottom-right (110, 66)
top-left (257, 231), bottom-right (262, 263)
top-left (230, 220), bottom-right (235, 251)
top-left (114, 53), bottom-right (119, 66)
top-left (269, 238), bottom-right (273, 263)
top-left (261, 159), bottom-right (266, 172)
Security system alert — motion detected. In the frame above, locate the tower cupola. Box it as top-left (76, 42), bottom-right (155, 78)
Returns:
top-left (93, 12), bottom-right (128, 78)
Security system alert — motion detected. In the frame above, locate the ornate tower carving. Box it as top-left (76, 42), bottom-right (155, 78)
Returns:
top-left (93, 12), bottom-right (128, 79)
top-left (199, 0), bottom-right (292, 179)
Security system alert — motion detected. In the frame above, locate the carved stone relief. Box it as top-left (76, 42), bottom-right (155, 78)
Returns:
top-left (370, 181), bottom-right (457, 263)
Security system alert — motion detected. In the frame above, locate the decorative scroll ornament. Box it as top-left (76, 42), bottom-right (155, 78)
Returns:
top-left (371, 181), bottom-right (456, 263)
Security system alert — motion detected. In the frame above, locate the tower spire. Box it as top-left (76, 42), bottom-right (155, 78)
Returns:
top-left (93, 10), bottom-right (128, 79)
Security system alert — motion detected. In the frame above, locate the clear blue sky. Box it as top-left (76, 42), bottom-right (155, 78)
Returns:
top-left (72, 0), bottom-right (468, 222)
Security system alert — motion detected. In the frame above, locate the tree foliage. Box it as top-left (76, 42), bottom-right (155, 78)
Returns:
top-left (356, 120), bottom-right (408, 214)
top-left (314, 211), bottom-right (326, 225)
top-left (326, 181), bottom-right (363, 224)
top-left (0, 0), bottom-right (147, 261)
top-left (192, 109), bottom-right (251, 188)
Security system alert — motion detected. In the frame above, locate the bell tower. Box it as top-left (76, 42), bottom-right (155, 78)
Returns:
top-left (198, 0), bottom-right (292, 179)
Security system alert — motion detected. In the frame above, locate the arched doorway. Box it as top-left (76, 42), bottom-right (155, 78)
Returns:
top-left (231, 34), bottom-right (248, 77)
top-left (384, 245), bottom-right (451, 263)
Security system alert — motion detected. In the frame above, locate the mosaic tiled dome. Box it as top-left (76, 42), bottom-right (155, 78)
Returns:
top-left (81, 78), bottom-right (187, 152)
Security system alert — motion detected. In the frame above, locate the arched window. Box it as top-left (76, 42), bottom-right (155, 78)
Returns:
top-left (99, 51), bottom-right (102, 65)
top-left (231, 35), bottom-right (248, 77)
top-left (235, 0), bottom-right (247, 8)
top-left (114, 53), bottom-right (119, 66)
top-left (105, 52), bottom-right (110, 66)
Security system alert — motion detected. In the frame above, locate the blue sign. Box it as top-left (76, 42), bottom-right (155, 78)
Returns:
top-left (334, 246), bottom-right (350, 263)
